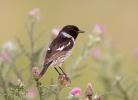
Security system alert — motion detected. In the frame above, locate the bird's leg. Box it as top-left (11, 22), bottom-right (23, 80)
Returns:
top-left (59, 66), bottom-right (66, 75)
top-left (54, 67), bottom-right (61, 75)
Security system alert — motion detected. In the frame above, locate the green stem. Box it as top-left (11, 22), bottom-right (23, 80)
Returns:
top-left (0, 63), bottom-right (8, 100)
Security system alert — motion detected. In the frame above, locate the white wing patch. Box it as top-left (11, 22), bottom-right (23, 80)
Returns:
top-left (66, 42), bottom-right (70, 46)
top-left (56, 46), bottom-right (65, 51)
top-left (56, 42), bottom-right (71, 51)
top-left (48, 47), bottom-right (50, 50)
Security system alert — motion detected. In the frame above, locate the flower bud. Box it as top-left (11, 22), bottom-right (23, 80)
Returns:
top-left (93, 24), bottom-right (106, 35)
top-left (32, 67), bottom-right (40, 80)
top-left (85, 83), bottom-right (94, 99)
top-left (29, 8), bottom-right (41, 21)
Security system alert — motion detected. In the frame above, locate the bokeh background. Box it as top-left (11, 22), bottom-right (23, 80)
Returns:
top-left (0, 0), bottom-right (138, 100)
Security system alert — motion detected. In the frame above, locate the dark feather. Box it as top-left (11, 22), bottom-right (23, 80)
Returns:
top-left (39, 61), bottom-right (52, 77)
top-left (44, 34), bottom-right (74, 65)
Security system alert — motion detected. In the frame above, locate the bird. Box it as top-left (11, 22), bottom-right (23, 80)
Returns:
top-left (39, 25), bottom-right (85, 78)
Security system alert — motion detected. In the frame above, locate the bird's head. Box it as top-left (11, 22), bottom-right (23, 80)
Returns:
top-left (60, 25), bottom-right (85, 40)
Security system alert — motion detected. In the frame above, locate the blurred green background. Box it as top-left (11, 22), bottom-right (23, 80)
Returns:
top-left (0, 0), bottom-right (138, 99)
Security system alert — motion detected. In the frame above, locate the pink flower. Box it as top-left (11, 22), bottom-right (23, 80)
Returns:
top-left (97, 97), bottom-right (102, 100)
top-left (32, 67), bottom-right (39, 74)
top-left (91, 48), bottom-right (101, 58)
top-left (29, 8), bottom-right (41, 21)
top-left (134, 49), bottom-right (138, 58)
top-left (51, 28), bottom-right (61, 40)
top-left (87, 83), bottom-right (92, 90)
top-left (93, 24), bottom-right (106, 35)
top-left (26, 88), bottom-right (37, 99)
top-left (71, 87), bottom-right (82, 96)
top-left (1, 51), bottom-right (10, 61)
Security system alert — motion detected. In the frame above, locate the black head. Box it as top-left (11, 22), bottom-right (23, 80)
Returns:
top-left (60, 25), bottom-right (84, 40)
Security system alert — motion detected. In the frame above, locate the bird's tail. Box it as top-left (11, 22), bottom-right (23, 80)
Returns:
top-left (39, 62), bottom-right (52, 77)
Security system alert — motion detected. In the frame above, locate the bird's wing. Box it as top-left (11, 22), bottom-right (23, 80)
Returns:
top-left (44, 37), bottom-right (74, 65)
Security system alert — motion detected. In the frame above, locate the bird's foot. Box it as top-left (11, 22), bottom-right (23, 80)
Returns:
top-left (58, 74), bottom-right (71, 85)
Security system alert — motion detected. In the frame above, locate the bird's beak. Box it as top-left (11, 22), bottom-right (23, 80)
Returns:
top-left (78, 30), bottom-right (85, 33)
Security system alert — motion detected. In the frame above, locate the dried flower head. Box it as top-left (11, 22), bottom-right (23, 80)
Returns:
top-left (71, 87), bottom-right (82, 96)
top-left (58, 74), bottom-right (70, 85)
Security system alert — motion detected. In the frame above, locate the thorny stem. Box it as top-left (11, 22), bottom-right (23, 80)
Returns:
top-left (117, 82), bottom-right (130, 100)
top-left (35, 78), bottom-right (46, 100)
top-left (54, 84), bottom-right (64, 100)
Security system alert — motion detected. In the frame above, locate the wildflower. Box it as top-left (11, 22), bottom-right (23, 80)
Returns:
top-left (85, 83), bottom-right (93, 99)
top-left (93, 24), bottom-right (106, 35)
top-left (1, 51), bottom-right (10, 61)
top-left (134, 49), bottom-right (138, 58)
top-left (32, 67), bottom-right (40, 80)
top-left (3, 41), bottom-right (16, 51)
top-left (97, 97), bottom-right (102, 100)
top-left (29, 8), bottom-right (41, 21)
top-left (71, 87), bottom-right (82, 96)
top-left (51, 28), bottom-right (61, 40)
top-left (26, 88), bottom-right (37, 99)
top-left (91, 48), bottom-right (101, 58)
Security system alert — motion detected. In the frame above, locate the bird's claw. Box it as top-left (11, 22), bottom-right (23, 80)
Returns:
top-left (58, 74), bottom-right (71, 85)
